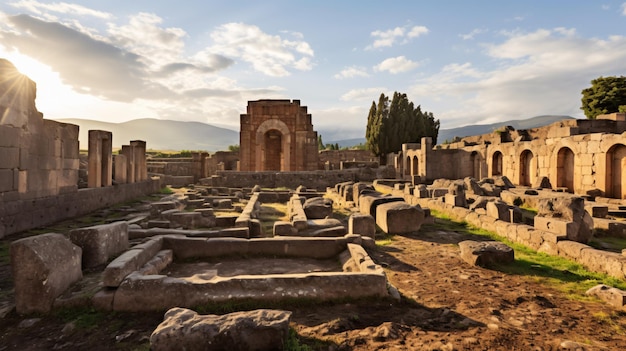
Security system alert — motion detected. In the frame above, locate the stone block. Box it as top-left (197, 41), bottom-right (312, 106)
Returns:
top-left (0, 147), bottom-right (19, 168)
top-left (348, 213), bottom-right (376, 238)
top-left (459, 240), bottom-right (514, 267)
top-left (586, 284), bottom-right (626, 309)
top-left (273, 221), bottom-right (297, 236)
top-left (170, 212), bottom-right (204, 229)
top-left (150, 308), bottom-right (291, 351)
top-left (359, 194), bottom-right (404, 219)
top-left (444, 193), bottom-right (466, 207)
top-left (376, 202), bottom-right (425, 234)
top-left (68, 221), bottom-right (129, 268)
top-left (303, 197), bottom-right (333, 219)
top-left (11, 233), bottom-right (83, 314)
top-left (103, 238), bottom-right (163, 287)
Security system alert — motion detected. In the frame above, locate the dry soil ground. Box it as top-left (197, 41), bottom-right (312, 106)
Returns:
top-left (1, 195), bottom-right (626, 350)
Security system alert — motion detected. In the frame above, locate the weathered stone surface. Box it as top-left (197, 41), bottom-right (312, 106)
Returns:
top-left (68, 221), bottom-right (129, 268)
top-left (468, 196), bottom-right (497, 211)
top-left (376, 202), bottom-right (425, 234)
top-left (493, 176), bottom-right (515, 189)
top-left (150, 308), bottom-right (291, 351)
top-left (464, 177), bottom-right (484, 196)
top-left (458, 240), bottom-right (514, 267)
top-left (273, 221), bottom-right (297, 236)
top-left (103, 237), bottom-right (163, 287)
top-left (486, 201), bottom-right (513, 222)
top-left (348, 213), bottom-right (376, 238)
top-left (11, 233), bottom-right (83, 314)
top-left (536, 197), bottom-right (594, 243)
top-left (586, 284), bottom-right (626, 309)
top-left (303, 197), bottom-right (333, 219)
top-left (532, 176), bottom-right (552, 189)
top-left (359, 194), bottom-right (404, 219)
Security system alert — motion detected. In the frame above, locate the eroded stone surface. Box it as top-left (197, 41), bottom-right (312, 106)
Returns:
top-left (150, 308), bottom-right (291, 351)
top-left (458, 240), bottom-right (514, 267)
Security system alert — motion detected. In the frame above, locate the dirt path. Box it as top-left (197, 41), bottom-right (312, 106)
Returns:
top-left (1, 216), bottom-right (626, 350)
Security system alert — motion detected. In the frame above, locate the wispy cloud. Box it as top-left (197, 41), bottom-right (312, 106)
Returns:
top-left (622, 2), bottom-right (626, 15)
top-left (207, 23), bottom-right (314, 77)
top-left (374, 56), bottom-right (420, 74)
top-left (340, 87), bottom-right (388, 101)
top-left (366, 24), bottom-right (428, 50)
top-left (334, 66), bottom-right (369, 79)
top-left (459, 28), bottom-right (487, 40)
top-left (9, 0), bottom-right (112, 19)
top-left (409, 28), bottom-right (626, 127)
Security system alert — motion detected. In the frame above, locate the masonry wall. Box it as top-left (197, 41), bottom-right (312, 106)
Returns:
top-left (401, 116), bottom-right (626, 198)
top-left (318, 149), bottom-right (377, 170)
top-left (210, 167), bottom-right (395, 190)
top-left (0, 59), bottom-right (161, 238)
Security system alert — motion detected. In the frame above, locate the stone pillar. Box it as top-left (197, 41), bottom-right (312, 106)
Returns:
top-left (88, 130), bottom-right (112, 188)
top-left (120, 145), bottom-right (135, 183)
top-left (130, 140), bottom-right (147, 181)
top-left (114, 154), bottom-right (127, 184)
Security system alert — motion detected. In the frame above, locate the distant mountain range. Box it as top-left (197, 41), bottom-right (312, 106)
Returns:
top-left (56, 114), bottom-right (575, 152)
top-left (55, 118), bottom-right (239, 151)
top-left (327, 115), bottom-right (575, 147)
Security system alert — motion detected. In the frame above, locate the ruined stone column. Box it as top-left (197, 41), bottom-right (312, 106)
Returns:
top-left (120, 145), bottom-right (135, 183)
top-left (130, 140), bottom-right (147, 182)
top-left (87, 130), bottom-right (112, 188)
top-left (114, 154), bottom-right (127, 184)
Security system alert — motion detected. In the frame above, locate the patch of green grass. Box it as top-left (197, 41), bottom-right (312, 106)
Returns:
top-left (375, 233), bottom-right (395, 246)
top-left (0, 241), bottom-right (9, 264)
top-left (54, 307), bottom-right (106, 330)
top-left (589, 236), bottom-right (626, 253)
top-left (284, 327), bottom-right (333, 351)
top-left (429, 210), bottom-right (626, 298)
top-left (158, 186), bottom-right (174, 195)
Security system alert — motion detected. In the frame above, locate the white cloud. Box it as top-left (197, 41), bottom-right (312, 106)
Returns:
top-left (334, 66), bottom-right (369, 79)
top-left (340, 87), bottom-right (388, 101)
top-left (409, 28), bottom-right (626, 128)
top-left (622, 2), bottom-right (626, 15)
top-left (366, 24), bottom-right (429, 50)
top-left (9, 0), bottom-right (112, 19)
top-left (374, 56), bottom-right (420, 74)
top-left (460, 28), bottom-right (487, 40)
top-left (208, 22), bottom-right (314, 77)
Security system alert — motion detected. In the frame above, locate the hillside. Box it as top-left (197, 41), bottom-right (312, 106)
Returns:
top-left (327, 115), bottom-right (575, 147)
top-left (55, 118), bottom-right (239, 151)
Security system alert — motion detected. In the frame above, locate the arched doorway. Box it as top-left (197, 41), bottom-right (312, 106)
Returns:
top-left (264, 129), bottom-right (282, 171)
top-left (412, 155), bottom-right (418, 176)
top-left (491, 151), bottom-right (503, 176)
top-left (556, 147), bottom-right (575, 192)
top-left (519, 150), bottom-right (534, 186)
top-left (606, 144), bottom-right (626, 199)
top-left (471, 151), bottom-right (482, 179)
top-left (405, 156), bottom-right (411, 176)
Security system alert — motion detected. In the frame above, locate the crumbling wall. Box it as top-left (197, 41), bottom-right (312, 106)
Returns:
top-left (0, 59), bottom-right (162, 238)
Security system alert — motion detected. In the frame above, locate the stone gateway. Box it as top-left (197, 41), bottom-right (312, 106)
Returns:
top-left (239, 100), bottom-right (319, 171)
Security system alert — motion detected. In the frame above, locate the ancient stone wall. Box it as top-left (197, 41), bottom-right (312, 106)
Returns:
top-left (402, 115), bottom-right (626, 198)
top-left (239, 100), bottom-right (319, 171)
top-left (318, 149), bottom-right (377, 170)
top-left (210, 167), bottom-right (395, 190)
top-left (0, 59), bottom-right (159, 238)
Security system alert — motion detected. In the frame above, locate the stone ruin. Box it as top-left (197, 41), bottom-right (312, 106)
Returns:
top-left (6, 56), bottom-right (626, 348)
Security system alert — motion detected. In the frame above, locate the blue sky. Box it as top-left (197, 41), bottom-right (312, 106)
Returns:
top-left (1, 1), bottom-right (626, 141)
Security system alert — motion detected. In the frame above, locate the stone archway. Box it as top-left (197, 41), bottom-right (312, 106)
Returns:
top-left (255, 119), bottom-right (291, 171)
top-left (519, 150), bottom-right (534, 186)
top-left (491, 151), bottom-right (503, 176)
top-left (412, 155), bottom-right (418, 176)
top-left (263, 129), bottom-right (283, 171)
top-left (606, 144), bottom-right (626, 199)
top-left (557, 147), bottom-right (575, 192)
top-left (405, 156), bottom-right (411, 176)
top-left (471, 151), bottom-right (482, 179)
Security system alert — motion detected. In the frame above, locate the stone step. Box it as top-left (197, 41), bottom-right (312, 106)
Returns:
top-left (608, 210), bottom-right (626, 218)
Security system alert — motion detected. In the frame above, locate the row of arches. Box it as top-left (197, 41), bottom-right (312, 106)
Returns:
top-left (475, 144), bottom-right (626, 198)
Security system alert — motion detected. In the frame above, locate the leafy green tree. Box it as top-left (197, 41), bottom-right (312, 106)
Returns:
top-left (581, 76), bottom-right (626, 119)
top-left (365, 92), bottom-right (440, 157)
top-left (317, 135), bottom-right (324, 150)
top-left (228, 144), bottom-right (240, 152)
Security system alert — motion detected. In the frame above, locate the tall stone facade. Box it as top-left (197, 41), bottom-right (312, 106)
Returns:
top-left (400, 113), bottom-right (626, 198)
top-left (239, 100), bottom-right (319, 171)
